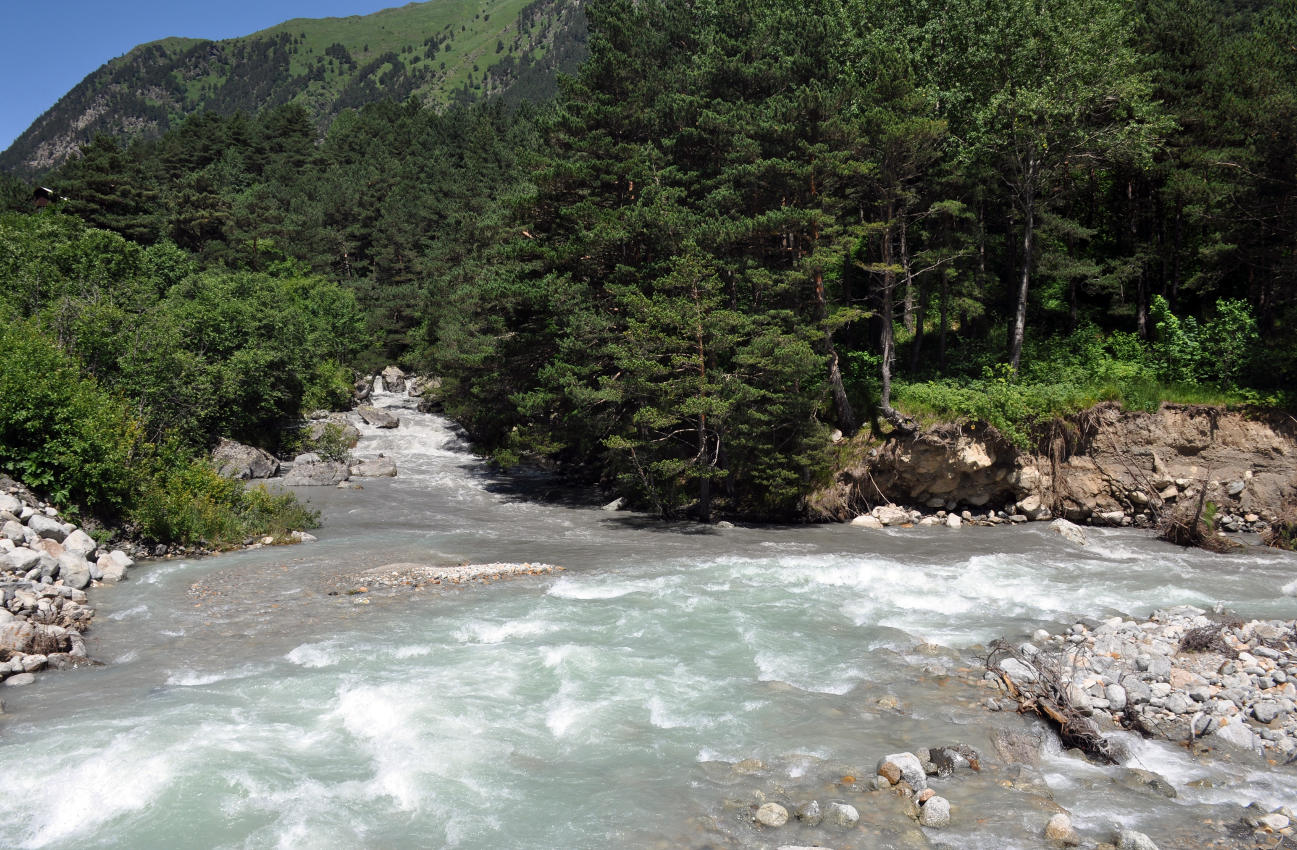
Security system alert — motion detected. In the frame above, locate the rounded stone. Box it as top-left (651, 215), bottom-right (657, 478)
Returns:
top-left (1045, 812), bottom-right (1080, 845)
top-left (918, 795), bottom-right (951, 828)
top-left (756, 803), bottom-right (789, 828)
top-left (3, 673), bottom-right (35, 687)
top-left (825, 802), bottom-right (859, 828)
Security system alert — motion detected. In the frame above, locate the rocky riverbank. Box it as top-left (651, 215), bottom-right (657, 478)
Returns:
top-left (991, 608), bottom-right (1297, 761)
top-left (329, 562), bottom-right (563, 598)
top-left (0, 482), bottom-right (136, 694)
top-left (813, 404), bottom-right (1297, 535)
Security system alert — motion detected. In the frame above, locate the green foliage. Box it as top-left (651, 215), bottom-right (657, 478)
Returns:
top-left (283, 421), bottom-right (354, 464)
top-left (133, 456), bottom-right (318, 546)
top-left (1150, 295), bottom-right (1259, 388)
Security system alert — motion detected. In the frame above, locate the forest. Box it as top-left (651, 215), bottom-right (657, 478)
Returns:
top-left (1, 0), bottom-right (1295, 530)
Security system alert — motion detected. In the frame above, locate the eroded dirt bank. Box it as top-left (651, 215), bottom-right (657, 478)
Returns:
top-left (813, 404), bottom-right (1297, 528)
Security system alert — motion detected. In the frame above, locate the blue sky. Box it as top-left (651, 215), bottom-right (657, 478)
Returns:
top-left (0, 1), bottom-right (407, 154)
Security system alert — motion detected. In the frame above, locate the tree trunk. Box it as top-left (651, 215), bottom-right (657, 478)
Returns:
top-left (815, 270), bottom-right (856, 434)
top-left (1009, 162), bottom-right (1035, 374)
top-left (938, 272), bottom-right (949, 368)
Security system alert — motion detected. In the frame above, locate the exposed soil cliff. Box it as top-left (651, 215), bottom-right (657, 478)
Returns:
top-left (813, 404), bottom-right (1297, 527)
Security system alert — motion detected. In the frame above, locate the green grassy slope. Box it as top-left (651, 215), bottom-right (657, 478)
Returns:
top-left (1, 0), bottom-right (585, 175)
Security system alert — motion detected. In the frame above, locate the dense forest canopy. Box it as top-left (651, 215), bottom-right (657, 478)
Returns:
top-left (1, 0), bottom-right (1295, 525)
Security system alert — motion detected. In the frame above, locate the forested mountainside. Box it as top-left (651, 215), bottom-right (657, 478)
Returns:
top-left (0, 0), bottom-right (586, 175)
top-left (1, 0), bottom-right (1295, 531)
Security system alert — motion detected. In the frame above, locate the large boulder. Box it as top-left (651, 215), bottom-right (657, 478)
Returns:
top-left (2, 520), bottom-right (25, 543)
top-left (61, 529), bottom-right (97, 558)
top-left (58, 552), bottom-right (92, 589)
top-left (212, 438), bottom-right (280, 480)
top-left (350, 456), bottom-right (397, 478)
top-left (407, 375), bottom-right (442, 398)
top-left (283, 461), bottom-right (349, 487)
top-left (357, 406), bottom-right (399, 429)
top-left (26, 514), bottom-right (67, 542)
top-left (0, 494), bottom-right (21, 514)
top-left (0, 620), bottom-right (35, 653)
top-left (4, 547), bottom-right (41, 573)
top-left (1049, 518), bottom-right (1088, 546)
top-left (380, 365), bottom-right (407, 393)
top-left (306, 418), bottom-right (361, 448)
top-left (96, 551), bottom-right (132, 583)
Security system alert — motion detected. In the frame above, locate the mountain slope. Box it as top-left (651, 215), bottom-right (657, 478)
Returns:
top-left (1, 0), bottom-right (586, 176)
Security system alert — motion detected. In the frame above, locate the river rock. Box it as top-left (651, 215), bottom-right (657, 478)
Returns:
top-left (0, 620), bottom-right (34, 653)
top-left (3, 673), bottom-right (35, 687)
top-left (380, 365), bottom-right (407, 393)
top-left (61, 529), bottom-right (96, 558)
top-left (755, 802), bottom-right (789, 827)
top-left (306, 418), bottom-right (361, 447)
top-left (96, 553), bottom-right (127, 583)
top-left (875, 506), bottom-right (912, 526)
top-left (1045, 812), bottom-right (1080, 845)
top-left (0, 494), bottom-right (20, 514)
top-left (851, 514), bottom-right (883, 529)
top-left (1, 520), bottom-right (24, 543)
top-left (3, 546), bottom-right (40, 572)
top-left (1049, 518), bottom-right (1088, 546)
top-left (1210, 719), bottom-right (1260, 752)
top-left (26, 514), bottom-right (66, 542)
top-left (794, 800), bottom-right (821, 825)
top-left (212, 438), bottom-right (281, 480)
top-left (918, 795), bottom-right (950, 828)
top-left (877, 752), bottom-right (927, 790)
top-left (349, 456), bottom-right (397, 478)
top-left (990, 727), bottom-right (1043, 765)
top-left (283, 461), bottom-right (349, 487)
top-left (999, 656), bottom-right (1039, 682)
top-left (825, 802), bottom-right (859, 828)
top-left (1116, 830), bottom-right (1159, 850)
top-left (945, 514), bottom-right (962, 529)
top-left (357, 405), bottom-right (399, 429)
top-left (57, 553), bottom-right (91, 589)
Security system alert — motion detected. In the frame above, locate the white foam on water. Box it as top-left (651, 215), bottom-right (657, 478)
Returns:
top-left (547, 575), bottom-right (665, 600)
top-left (334, 683), bottom-right (427, 811)
top-left (456, 617), bottom-right (556, 644)
top-left (1283, 578), bottom-right (1297, 596)
top-left (107, 603), bottom-right (149, 620)
top-left (165, 664), bottom-right (265, 687)
top-left (285, 639), bottom-right (345, 668)
top-left (2, 736), bottom-right (176, 848)
top-left (392, 644), bottom-right (431, 658)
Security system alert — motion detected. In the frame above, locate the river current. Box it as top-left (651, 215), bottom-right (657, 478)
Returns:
top-left (0, 390), bottom-right (1293, 849)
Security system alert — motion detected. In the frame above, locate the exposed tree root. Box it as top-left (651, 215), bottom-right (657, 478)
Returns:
top-left (986, 640), bottom-right (1123, 764)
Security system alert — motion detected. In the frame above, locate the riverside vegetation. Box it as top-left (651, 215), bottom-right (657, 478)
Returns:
top-left (2, 0), bottom-right (1297, 531)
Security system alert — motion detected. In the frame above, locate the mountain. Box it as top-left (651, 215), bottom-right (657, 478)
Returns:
top-left (0, 0), bottom-right (586, 176)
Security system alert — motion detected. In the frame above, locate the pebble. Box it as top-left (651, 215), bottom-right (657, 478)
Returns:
top-left (918, 795), bottom-right (950, 828)
top-left (1045, 813), bottom-right (1080, 846)
top-left (755, 803), bottom-right (788, 827)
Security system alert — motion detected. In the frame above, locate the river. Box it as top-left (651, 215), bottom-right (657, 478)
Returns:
top-left (0, 389), bottom-right (1293, 849)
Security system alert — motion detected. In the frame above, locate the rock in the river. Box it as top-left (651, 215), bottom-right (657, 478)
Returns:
top-left (998, 656), bottom-right (1039, 682)
top-left (306, 418), bottom-right (361, 448)
top-left (602, 497), bottom-right (625, 512)
top-left (1210, 719), bottom-right (1261, 752)
top-left (1045, 813), bottom-right (1080, 845)
top-left (918, 795), bottom-right (950, 828)
top-left (794, 800), bottom-right (822, 825)
top-left (877, 752), bottom-right (927, 790)
top-left (212, 438), bottom-right (280, 480)
top-left (825, 802), bottom-right (859, 828)
top-left (875, 505), bottom-right (912, 526)
top-left (990, 727), bottom-right (1043, 765)
top-left (349, 456), bottom-right (397, 478)
top-left (755, 803), bottom-right (789, 827)
top-left (26, 514), bottom-right (67, 542)
top-left (1049, 518), bottom-right (1087, 546)
top-left (1116, 830), bottom-right (1160, 850)
top-left (851, 514), bottom-right (883, 529)
top-left (357, 405), bottom-right (399, 429)
top-left (283, 461), bottom-right (350, 486)
top-left (945, 513), bottom-right (962, 528)
top-left (3, 673), bottom-right (35, 687)
top-left (380, 365), bottom-right (407, 393)
top-left (58, 553), bottom-right (92, 589)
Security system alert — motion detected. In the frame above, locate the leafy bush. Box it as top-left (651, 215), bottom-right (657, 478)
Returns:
top-left (132, 454), bottom-right (319, 546)
top-left (1150, 295), bottom-right (1258, 388)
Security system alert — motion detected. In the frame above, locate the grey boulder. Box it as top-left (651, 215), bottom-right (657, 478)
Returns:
top-left (350, 456), bottom-right (397, 478)
top-left (26, 514), bottom-right (67, 542)
top-left (213, 438), bottom-right (280, 480)
top-left (283, 461), bottom-right (350, 487)
top-left (357, 406), bottom-right (399, 429)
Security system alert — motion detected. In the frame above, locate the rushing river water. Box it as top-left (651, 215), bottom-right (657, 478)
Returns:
top-left (0, 390), bottom-right (1294, 849)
